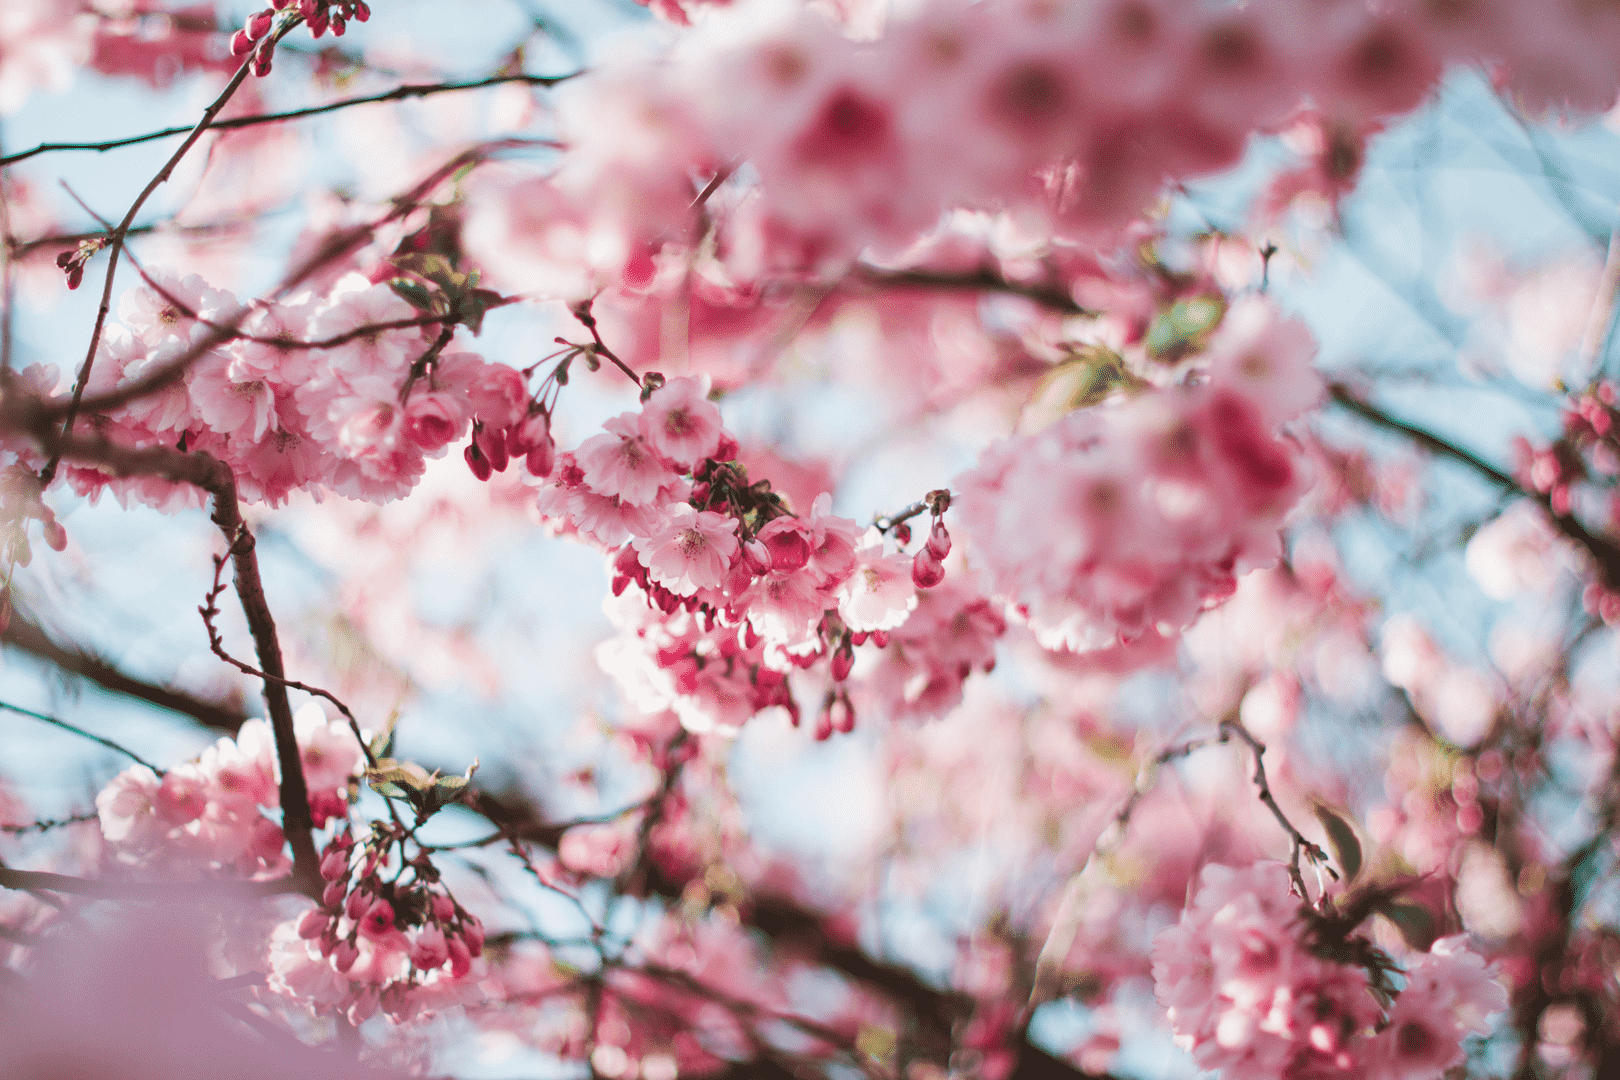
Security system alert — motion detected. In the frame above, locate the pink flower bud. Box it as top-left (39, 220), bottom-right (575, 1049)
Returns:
top-left (410, 923), bottom-right (449, 971)
top-left (829, 695), bottom-right (855, 734)
top-left (446, 936), bottom-right (472, 978)
top-left (332, 938), bottom-right (359, 972)
top-left (713, 432), bottom-right (739, 462)
top-left (892, 521), bottom-right (912, 545)
top-left (525, 438), bottom-right (555, 479)
top-left (432, 894), bottom-right (456, 922)
top-left (320, 844), bottom-right (350, 882)
top-left (464, 439), bottom-right (492, 481)
top-left (247, 10), bottom-right (274, 38)
top-left (475, 423), bottom-right (510, 473)
top-left (307, 7), bottom-right (329, 36)
top-left (742, 538), bottom-right (771, 575)
top-left (330, 12), bottom-right (346, 34)
top-left (460, 915), bottom-right (484, 957)
top-left (230, 29), bottom-right (255, 55)
top-left (912, 546), bottom-right (945, 588)
top-left (297, 909), bottom-right (328, 939)
top-left (830, 641), bottom-right (854, 682)
top-left (344, 888), bottom-right (372, 922)
top-left (251, 42), bottom-right (274, 76)
top-left (354, 1), bottom-right (371, 20)
top-left (926, 518), bottom-right (951, 559)
top-left (42, 518), bottom-right (66, 552)
top-left (322, 879), bottom-right (346, 909)
top-left (814, 708), bottom-right (833, 741)
top-left (849, 631), bottom-right (868, 646)
top-left (870, 630), bottom-right (889, 648)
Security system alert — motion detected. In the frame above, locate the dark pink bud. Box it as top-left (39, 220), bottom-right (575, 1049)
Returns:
top-left (247, 10), bottom-right (274, 38)
top-left (320, 844), bottom-right (350, 881)
top-left (307, 7), bottom-right (329, 36)
top-left (912, 546), bottom-right (945, 588)
top-left (829, 695), bottom-right (855, 734)
top-left (742, 538), bottom-right (771, 575)
top-left (344, 888), bottom-right (371, 922)
top-left (713, 432), bottom-right (739, 461)
top-left (464, 439), bottom-right (492, 481)
top-left (297, 909), bottom-right (328, 939)
top-left (892, 521), bottom-right (911, 545)
top-left (461, 915), bottom-right (484, 957)
top-left (741, 622), bottom-right (760, 649)
top-left (830, 641), bottom-right (854, 682)
top-left (447, 936), bottom-right (472, 978)
top-left (849, 631), bottom-right (868, 646)
top-left (333, 939), bottom-right (360, 973)
top-left (689, 481), bottom-right (711, 504)
top-left (42, 518), bottom-right (66, 552)
top-left (251, 42), bottom-right (274, 76)
top-left (870, 630), bottom-right (889, 648)
top-left (814, 708), bottom-right (833, 741)
top-left (432, 894), bottom-right (455, 922)
top-left (354, 1), bottom-right (371, 20)
top-left (322, 878), bottom-right (346, 909)
top-left (230, 28), bottom-right (255, 55)
top-left (763, 529), bottom-right (811, 573)
top-left (330, 13), bottom-right (346, 34)
top-left (508, 411), bottom-right (549, 454)
top-left (476, 424), bottom-right (509, 473)
top-left (525, 440), bottom-right (554, 479)
top-left (926, 518), bottom-right (951, 559)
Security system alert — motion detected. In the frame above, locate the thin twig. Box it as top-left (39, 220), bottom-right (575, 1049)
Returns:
top-left (0, 700), bottom-right (165, 773)
top-left (1, 811), bottom-right (99, 835)
top-left (854, 263), bottom-right (1096, 317)
top-left (0, 74), bottom-right (575, 167)
top-left (1218, 718), bottom-right (1334, 901)
top-left (0, 866), bottom-right (305, 898)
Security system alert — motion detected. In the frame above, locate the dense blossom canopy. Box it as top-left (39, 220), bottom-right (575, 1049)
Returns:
top-left (0, 1), bottom-right (1619, 1079)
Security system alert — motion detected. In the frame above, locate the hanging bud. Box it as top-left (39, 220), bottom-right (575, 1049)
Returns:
top-left (247, 9), bottom-right (274, 38)
top-left (713, 432), bottom-right (739, 462)
top-left (849, 630), bottom-right (868, 646)
top-left (230, 29), bottom-right (255, 55)
top-left (353, 1), bottom-right (371, 20)
top-left (892, 521), bottom-right (911, 545)
top-left (742, 538), bottom-right (771, 575)
top-left (464, 435), bottom-right (492, 481)
top-left (322, 878), bottom-right (346, 909)
top-left (42, 518), bottom-right (66, 552)
top-left (829, 694), bottom-right (855, 734)
top-left (475, 423), bottom-right (509, 473)
top-left (926, 518), bottom-right (951, 559)
top-left (251, 41), bottom-right (274, 76)
top-left (830, 640), bottom-right (854, 681)
top-left (297, 909), bottom-right (328, 939)
top-left (870, 630), bottom-right (889, 648)
top-left (332, 939), bottom-right (360, 973)
top-left (912, 546), bottom-right (945, 588)
top-left (320, 844), bottom-right (350, 881)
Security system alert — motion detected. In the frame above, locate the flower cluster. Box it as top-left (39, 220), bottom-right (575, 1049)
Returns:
top-left (1151, 863), bottom-right (1507, 1080)
top-left (954, 342), bottom-right (1317, 653)
top-left (95, 704), bottom-right (362, 874)
top-left (231, 1), bottom-right (371, 77)
top-left (269, 823), bottom-right (484, 1024)
top-left (467, 0), bottom-right (1620, 299)
top-left (60, 269), bottom-right (530, 508)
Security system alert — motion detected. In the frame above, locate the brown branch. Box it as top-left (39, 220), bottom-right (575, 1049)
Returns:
top-left (1328, 383), bottom-right (1620, 588)
top-left (44, 27), bottom-right (291, 485)
top-left (0, 609), bottom-right (247, 734)
top-left (1219, 719), bottom-right (1334, 901)
top-left (51, 139), bottom-right (530, 419)
top-left (0, 73), bottom-right (574, 167)
top-left (0, 409), bottom-right (320, 889)
top-left (0, 867), bottom-right (303, 898)
top-left (0, 699), bottom-right (165, 773)
top-left (0, 812), bottom-right (98, 835)
top-left (854, 264), bottom-right (1095, 317)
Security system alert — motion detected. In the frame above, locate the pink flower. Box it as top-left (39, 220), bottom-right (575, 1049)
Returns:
top-left (838, 535), bottom-right (917, 632)
top-left (578, 412), bottom-right (680, 506)
top-left (410, 923), bottom-right (450, 971)
top-left (641, 374), bottom-right (724, 468)
top-left (634, 505), bottom-right (741, 596)
top-left (358, 897), bottom-right (398, 942)
top-left (404, 391), bottom-right (470, 451)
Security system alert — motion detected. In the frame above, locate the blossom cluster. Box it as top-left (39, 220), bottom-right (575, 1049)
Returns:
top-left (954, 299), bottom-right (1321, 652)
top-left (537, 373), bottom-right (947, 734)
top-left (94, 704), bottom-right (362, 874)
top-left (49, 269), bottom-right (534, 508)
top-left (268, 823), bottom-right (484, 1025)
top-left (466, 0), bottom-right (1620, 300)
top-left (1151, 862), bottom-right (1507, 1080)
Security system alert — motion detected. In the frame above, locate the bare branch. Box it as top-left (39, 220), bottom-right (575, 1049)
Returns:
top-left (0, 700), bottom-right (165, 774)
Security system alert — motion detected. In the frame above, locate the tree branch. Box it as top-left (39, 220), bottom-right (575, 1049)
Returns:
top-left (0, 700), bottom-right (165, 774)
top-left (0, 73), bottom-right (574, 167)
top-left (1328, 383), bottom-right (1620, 588)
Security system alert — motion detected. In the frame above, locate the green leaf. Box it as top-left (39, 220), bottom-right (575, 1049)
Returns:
top-left (1144, 296), bottom-right (1225, 361)
top-left (387, 279), bottom-right (436, 312)
top-left (1381, 901), bottom-right (1435, 950)
top-left (1038, 344), bottom-right (1145, 411)
top-left (1314, 806), bottom-right (1363, 881)
top-left (366, 758), bottom-right (438, 793)
top-left (368, 709), bottom-right (399, 761)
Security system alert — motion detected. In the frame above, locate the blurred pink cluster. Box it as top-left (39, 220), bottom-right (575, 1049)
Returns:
top-left (1152, 862), bottom-right (1507, 1080)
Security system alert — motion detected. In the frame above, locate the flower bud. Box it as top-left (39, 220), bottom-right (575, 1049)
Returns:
top-left (870, 630), bottom-right (889, 648)
top-left (322, 878), bottom-right (346, 909)
top-left (476, 423), bottom-right (510, 473)
top-left (344, 887), bottom-right (372, 922)
top-left (892, 521), bottom-right (912, 545)
top-left (525, 440), bottom-right (555, 479)
top-left (42, 518), bottom-right (66, 552)
top-left (230, 29), bottom-right (255, 55)
top-left (328, 939), bottom-right (358, 977)
top-left (320, 844), bottom-right (350, 882)
top-left (251, 42), bottom-right (274, 77)
top-left (247, 10), bottom-right (274, 38)
top-left (461, 915), bottom-right (485, 957)
top-left (926, 518), bottom-right (951, 559)
top-left (742, 538), bottom-right (771, 575)
top-left (447, 936), bottom-right (473, 978)
top-left (912, 546), bottom-right (945, 588)
top-left (829, 695), bottom-right (855, 734)
top-left (464, 439), bottom-right (492, 481)
top-left (297, 908), bottom-right (328, 939)
top-left (713, 433), bottom-right (739, 462)
top-left (830, 641), bottom-right (854, 682)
